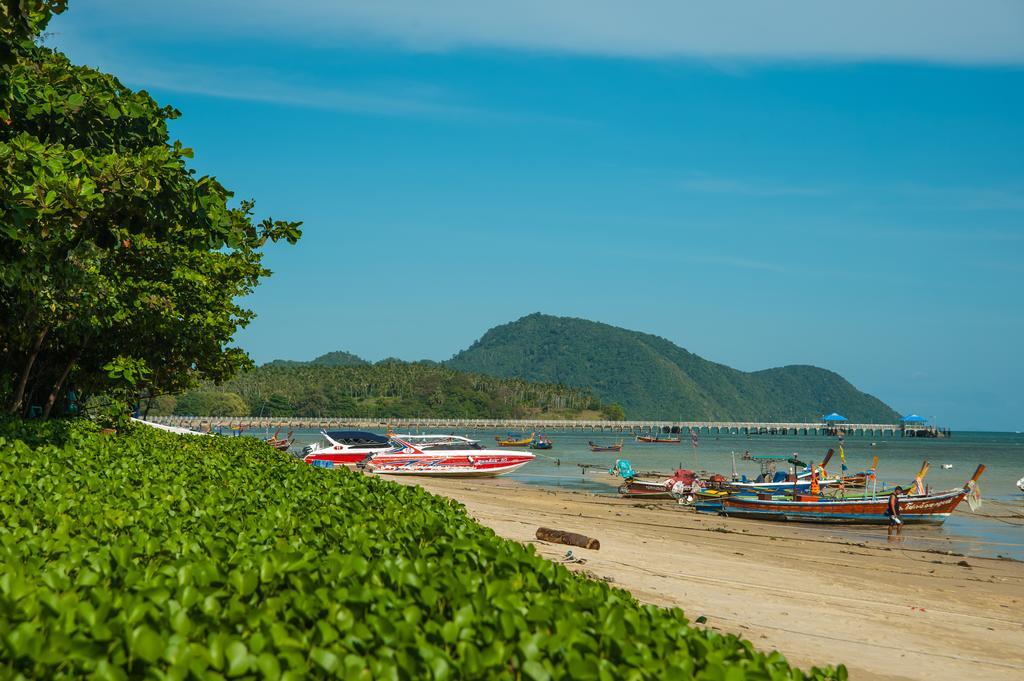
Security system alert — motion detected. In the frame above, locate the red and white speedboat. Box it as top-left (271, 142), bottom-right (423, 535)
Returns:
top-left (366, 434), bottom-right (534, 478)
top-left (302, 430), bottom-right (397, 469)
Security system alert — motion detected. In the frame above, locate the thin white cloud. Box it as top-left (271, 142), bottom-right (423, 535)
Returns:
top-left (112, 63), bottom-right (488, 119)
top-left (54, 42), bottom-right (580, 122)
top-left (63, 0), bottom-right (1024, 64)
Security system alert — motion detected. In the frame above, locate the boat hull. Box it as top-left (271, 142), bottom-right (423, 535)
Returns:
top-left (718, 490), bottom-right (966, 525)
top-left (304, 451), bottom-right (380, 468)
top-left (367, 451), bottom-right (535, 478)
top-left (619, 480), bottom-right (675, 499)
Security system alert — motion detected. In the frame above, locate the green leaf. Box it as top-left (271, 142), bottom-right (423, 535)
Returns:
top-left (225, 640), bottom-right (249, 677)
top-left (310, 648), bottom-right (339, 673)
top-left (130, 626), bottom-right (164, 663)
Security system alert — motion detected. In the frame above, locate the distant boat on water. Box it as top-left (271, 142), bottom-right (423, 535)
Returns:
top-left (495, 432), bottom-right (535, 447)
top-left (589, 439), bottom-right (623, 452)
top-left (529, 435), bottom-right (553, 450)
top-left (635, 434), bottom-right (681, 444)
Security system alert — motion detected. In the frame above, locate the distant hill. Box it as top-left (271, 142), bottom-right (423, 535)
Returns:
top-left (264, 350), bottom-right (369, 368)
top-left (447, 313), bottom-right (900, 422)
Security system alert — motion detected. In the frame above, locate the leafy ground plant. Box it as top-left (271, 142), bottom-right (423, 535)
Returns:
top-left (0, 421), bottom-right (846, 680)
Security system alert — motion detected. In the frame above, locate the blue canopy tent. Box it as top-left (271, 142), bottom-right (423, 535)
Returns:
top-left (821, 412), bottom-right (848, 422)
top-left (900, 414), bottom-right (928, 423)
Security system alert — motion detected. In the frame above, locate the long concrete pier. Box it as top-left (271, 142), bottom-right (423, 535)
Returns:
top-left (147, 416), bottom-right (949, 438)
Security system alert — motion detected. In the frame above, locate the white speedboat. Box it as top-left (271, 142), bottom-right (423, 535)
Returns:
top-left (302, 430), bottom-right (397, 469)
top-left (1017, 476), bottom-right (1024, 493)
top-left (366, 434), bottom-right (534, 478)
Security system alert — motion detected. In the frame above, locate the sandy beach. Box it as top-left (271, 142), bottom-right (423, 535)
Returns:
top-left (396, 476), bottom-right (1024, 681)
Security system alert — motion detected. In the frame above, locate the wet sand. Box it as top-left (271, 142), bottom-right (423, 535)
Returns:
top-left (395, 476), bottom-right (1024, 681)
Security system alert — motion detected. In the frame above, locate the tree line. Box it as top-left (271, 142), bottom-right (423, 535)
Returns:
top-left (149, 361), bottom-right (626, 420)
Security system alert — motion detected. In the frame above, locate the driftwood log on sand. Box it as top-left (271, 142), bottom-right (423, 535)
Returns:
top-left (535, 527), bottom-right (600, 550)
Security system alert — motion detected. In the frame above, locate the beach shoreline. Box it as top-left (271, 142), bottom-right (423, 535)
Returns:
top-left (395, 476), bottom-right (1024, 681)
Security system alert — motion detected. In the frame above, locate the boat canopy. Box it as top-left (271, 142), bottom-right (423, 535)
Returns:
top-left (322, 430), bottom-right (390, 445)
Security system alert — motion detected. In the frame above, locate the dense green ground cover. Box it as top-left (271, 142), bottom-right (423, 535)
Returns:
top-left (0, 421), bottom-right (844, 679)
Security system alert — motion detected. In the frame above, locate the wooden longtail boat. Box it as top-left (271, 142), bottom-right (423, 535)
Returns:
top-left (589, 439), bottom-right (623, 452)
top-left (619, 469), bottom-right (696, 499)
top-left (715, 465), bottom-right (985, 525)
top-left (495, 432), bottom-right (535, 447)
top-left (635, 435), bottom-right (681, 444)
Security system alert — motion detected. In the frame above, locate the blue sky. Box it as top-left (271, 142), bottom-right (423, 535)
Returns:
top-left (49, 2), bottom-right (1024, 430)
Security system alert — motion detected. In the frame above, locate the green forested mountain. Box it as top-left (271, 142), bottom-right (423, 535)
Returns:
top-left (264, 350), bottom-right (369, 369)
top-left (447, 313), bottom-right (900, 422)
top-left (150, 360), bottom-right (613, 419)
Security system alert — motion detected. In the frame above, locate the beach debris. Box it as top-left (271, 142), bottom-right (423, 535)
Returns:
top-left (957, 560), bottom-right (972, 568)
top-left (695, 616), bottom-right (708, 624)
top-left (536, 527), bottom-right (600, 550)
top-left (562, 550), bottom-right (587, 564)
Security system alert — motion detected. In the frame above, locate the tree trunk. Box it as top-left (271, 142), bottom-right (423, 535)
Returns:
top-left (535, 527), bottom-right (601, 550)
top-left (42, 355), bottom-right (77, 419)
top-left (9, 326), bottom-right (49, 414)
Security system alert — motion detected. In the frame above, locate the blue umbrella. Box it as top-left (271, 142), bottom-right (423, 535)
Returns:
top-left (822, 412), bottom-right (848, 422)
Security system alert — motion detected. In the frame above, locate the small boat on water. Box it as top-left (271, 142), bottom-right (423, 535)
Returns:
top-left (635, 434), bottom-right (681, 444)
top-left (529, 435), bottom-right (553, 450)
top-left (302, 430), bottom-right (396, 468)
top-left (1017, 476), bottom-right (1024, 492)
top-left (495, 432), bottom-right (535, 447)
top-left (589, 439), bottom-right (623, 452)
top-left (714, 465), bottom-right (985, 525)
top-left (368, 435), bottom-right (534, 477)
top-left (265, 429), bottom-right (294, 452)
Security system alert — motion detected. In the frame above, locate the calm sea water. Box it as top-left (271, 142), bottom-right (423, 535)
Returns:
top-left (257, 427), bottom-right (1024, 560)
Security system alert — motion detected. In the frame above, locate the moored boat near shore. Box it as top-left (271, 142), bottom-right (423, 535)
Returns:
top-left (714, 465), bottom-right (985, 524)
top-left (619, 468), bottom-right (697, 499)
top-left (367, 435), bottom-right (535, 477)
top-left (302, 430), bottom-right (395, 468)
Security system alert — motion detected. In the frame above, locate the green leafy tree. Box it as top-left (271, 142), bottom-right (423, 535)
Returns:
top-left (0, 9), bottom-right (301, 417)
top-left (173, 391), bottom-right (248, 417)
top-left (602, 402), bottom-right (626, 421)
